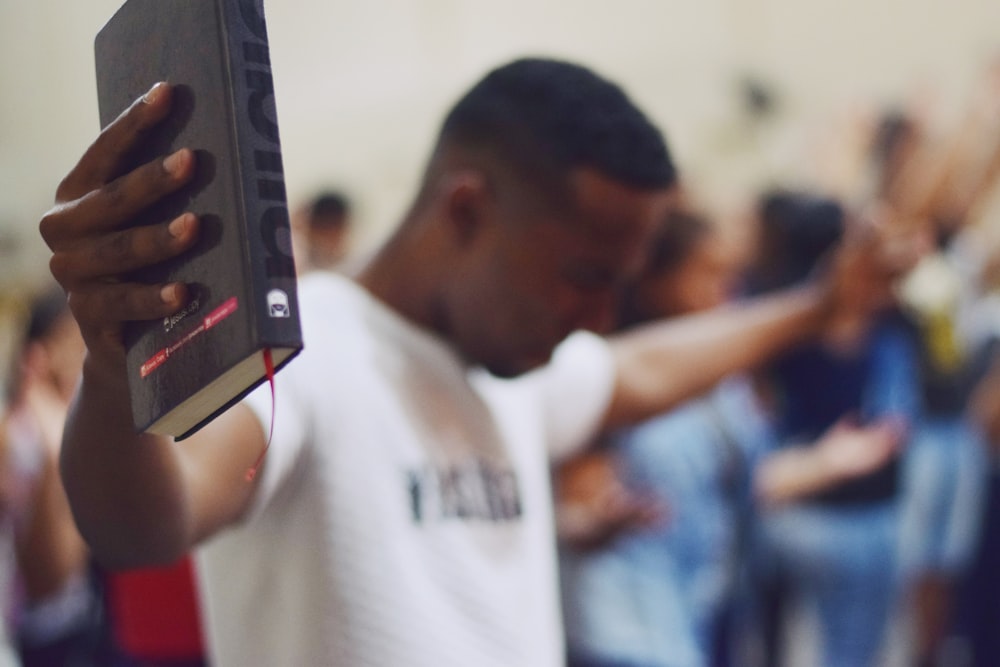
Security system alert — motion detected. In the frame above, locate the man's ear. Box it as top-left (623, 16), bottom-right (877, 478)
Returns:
top-left (442, 171), bottom-right (491, 245)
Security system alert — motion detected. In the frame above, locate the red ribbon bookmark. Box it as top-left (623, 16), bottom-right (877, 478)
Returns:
top-left (246, 348), bottom-right (276, 482)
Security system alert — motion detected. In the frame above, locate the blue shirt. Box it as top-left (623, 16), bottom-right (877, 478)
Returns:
top-left (560, 377), bottom-right (771, 667)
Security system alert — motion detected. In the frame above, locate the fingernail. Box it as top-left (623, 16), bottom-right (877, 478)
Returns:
top-left (163, 149), bottom-right (188, 175)
top-left (142, 82), bottom-right (166, 104)
top-left (169, 214), bottom-right (191, 238)
top-left (160, 284), bottom-right (177, 304)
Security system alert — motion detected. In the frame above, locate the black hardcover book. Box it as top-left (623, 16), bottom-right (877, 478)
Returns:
top-left (95, 0), bottom-right (302, 439)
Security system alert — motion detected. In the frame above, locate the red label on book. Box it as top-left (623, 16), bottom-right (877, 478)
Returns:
top-left (140, 297), bottom-right (239, 378)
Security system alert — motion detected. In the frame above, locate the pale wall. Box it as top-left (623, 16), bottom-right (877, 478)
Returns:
top-left (1, 0), bottom-right (998, 288)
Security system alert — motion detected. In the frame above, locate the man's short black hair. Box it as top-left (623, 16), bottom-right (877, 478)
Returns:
top-left (438, 58), bottom-right (676, 193)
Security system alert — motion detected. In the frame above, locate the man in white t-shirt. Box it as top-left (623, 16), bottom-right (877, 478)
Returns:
top-left (41, 58), bottom-right (914, 665)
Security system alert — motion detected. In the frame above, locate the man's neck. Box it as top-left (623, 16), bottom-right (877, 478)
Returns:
top-left (354, 223), bottom-right (451, 343)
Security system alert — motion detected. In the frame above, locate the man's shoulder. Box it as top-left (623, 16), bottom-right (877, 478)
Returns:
top-left (285, 273), bottom-right (381, 376)
top-left (297, 271), bottom-right (361, 308)
top-left (296, 272), bottom-right (378, 337)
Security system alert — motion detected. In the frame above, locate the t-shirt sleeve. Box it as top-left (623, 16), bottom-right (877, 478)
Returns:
top-left (538, 331), bottom-right (618, 463)
top-left (239, 357), bottom-right (309, 521)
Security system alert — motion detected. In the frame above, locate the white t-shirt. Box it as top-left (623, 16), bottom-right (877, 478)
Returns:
top-left (195, 273), bottom-right (616, 666)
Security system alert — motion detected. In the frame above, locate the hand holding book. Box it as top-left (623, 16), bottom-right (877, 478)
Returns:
top-left (38, 0), bottom-right (299, 568)
top-left (41, 82), bottom-right (200, 376)
top-left (41, 0), bottom-right (302, 439)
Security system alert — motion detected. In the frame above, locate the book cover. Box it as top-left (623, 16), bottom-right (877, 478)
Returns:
top-left (95, 0), bottom-right (302, 439)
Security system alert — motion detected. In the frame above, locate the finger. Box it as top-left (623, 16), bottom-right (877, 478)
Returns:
top-left (56, 82), bottom-right (175, 202)
top-left (882, 232), bottom-right (931, 276)
top-left (838, 411), bottom-right (861, 429)
top-left (844, 204), bottom-right (884, 244)
top-left (870, 432), bottom-right (903, 461)
top-left (68, 280), bottom-right (190, 329)
top-left (40, 149), bottom-right (196, 248)
top-left (49, 213), bottom-right (199, 284)
top-left (874, 415), bottom-right (909, 443)
top-left (632, 498), bottom-right (668, 528)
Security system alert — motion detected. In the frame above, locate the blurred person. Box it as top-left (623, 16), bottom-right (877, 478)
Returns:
top-left (7, 288), bottom-right (208, 667)
top-left (290, 190), bottom-right (353, 274)
top-left (958, 351), bottom-right (1000, 666)
top-left (1, 284), bottom-right (113, 666)
top-left (876, 59), bottom-right (1000, 239)
top-left (868, 71), bottom-right (1000, 663)
top-left (39, 57), bottom-right (918, 667)
top-left (556, 210), bottom-right (904, 667)
top-left (744, 191), bottom-right (922, 667)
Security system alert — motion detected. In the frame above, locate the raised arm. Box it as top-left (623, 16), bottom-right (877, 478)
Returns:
top-left (753, 417), bottom-right (904, 508)
top-left (602, 206), bottom-right (924, 430)
top-left (603, 284), bottom-right (827, 429)
top-left (887, 61), bottom-right (1000, 230)
top-left (40, 83), bottom-right (265, 568)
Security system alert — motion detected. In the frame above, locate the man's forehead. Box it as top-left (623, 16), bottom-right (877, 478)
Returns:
top-left (511, 170), bottom-right (679, 284)
top-left (563, 168), bottom-right (678, 242)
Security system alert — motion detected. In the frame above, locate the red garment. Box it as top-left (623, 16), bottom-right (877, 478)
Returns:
top-left (105, 557), bottom-right (206, 659)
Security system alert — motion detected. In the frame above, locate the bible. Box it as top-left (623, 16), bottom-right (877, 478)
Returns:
top-left (95, 0), bottom-right (303, 439)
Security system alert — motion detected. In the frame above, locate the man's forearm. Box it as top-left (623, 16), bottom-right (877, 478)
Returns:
top-left (604, 285), bottom-right (826, 429)
top-left (60, 356), bottom-right (194, 568)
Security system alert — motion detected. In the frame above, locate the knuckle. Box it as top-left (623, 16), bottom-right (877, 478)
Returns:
top-left (102, 177), bottom-right (127, 211)
top-left (66, 290), bottom-right (98, 328)
top-left (109, 285), bottom-right (132, 313)
top-left (115, 283), bottom-right (166, 322)
top-left (96, 230), bottom-right (135, 266)
top-left (65, 290), bottom-right (85, 318)
top-left (48, 253), bottom-right (73, 285)
top-left (87, 283), bottom-right (137, 324)
top-left (38, 208), bottom-right (61, 246)
top-left (54, 175), bottom-right (77, 203)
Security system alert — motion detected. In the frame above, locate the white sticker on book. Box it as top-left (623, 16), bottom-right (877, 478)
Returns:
top-left (267, 289), bottom-right (291, 318)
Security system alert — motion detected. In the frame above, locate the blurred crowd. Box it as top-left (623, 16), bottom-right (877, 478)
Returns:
top-left (555, 58), bottom-right (1000, 667)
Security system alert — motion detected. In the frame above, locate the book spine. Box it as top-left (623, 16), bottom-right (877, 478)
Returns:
top-left (219, 0), bottom-right (302, 349)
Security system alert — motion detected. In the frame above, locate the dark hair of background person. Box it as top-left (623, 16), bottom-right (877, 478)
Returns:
top-left (437, 58), bottom-right (677, 205)
top-left (871, 110), bottom-right (916, 180)
top-left (4, 284), bottom-right (70, 402)
top-left (305, 192), bottom-right (350, 229)
top-left (752, 190), bottom-right (909, 507)
top-left (748, 189), bottom-right (845, 294)
top-left (617, 210), bottom-right (713, 330)
top-left (25, 286), bottom-right (69, 345)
